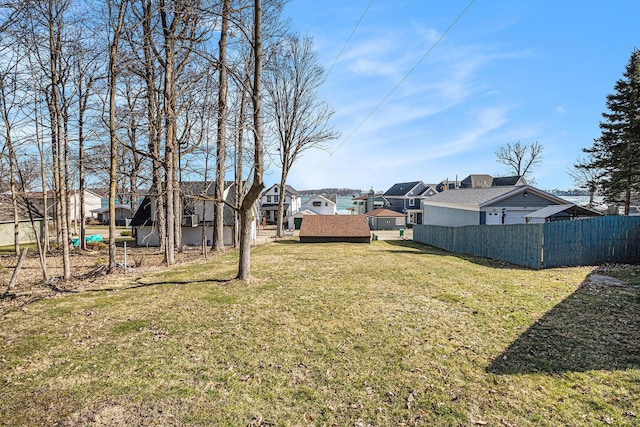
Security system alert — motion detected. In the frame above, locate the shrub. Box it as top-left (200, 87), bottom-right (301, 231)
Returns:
top-left (120, 230), bottom-right (132, 237)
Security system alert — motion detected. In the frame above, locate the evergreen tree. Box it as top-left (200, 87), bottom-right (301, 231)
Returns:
top-left (583, 49), bottom-right (640, 215)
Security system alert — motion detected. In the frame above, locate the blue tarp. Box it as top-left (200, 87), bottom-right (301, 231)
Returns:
top-left (71, 234), bottom-right (104, 247)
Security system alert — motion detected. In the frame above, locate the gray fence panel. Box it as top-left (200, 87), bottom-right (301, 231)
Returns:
top-left (543, 216), bottom-right (640, 267)
top-left (414, 216), bottom-right (640, 269)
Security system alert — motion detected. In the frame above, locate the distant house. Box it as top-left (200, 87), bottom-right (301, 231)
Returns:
top-left (26, 189), bottom-right (102, 222)
top-left (0, 194), bottom-right (45, 246)
top-left (260, 184), bottom-right (302, 225)
top-left (435, 175), bottom-right (526, 192)
top-left (383, 181), bottom-right (437, 225)
top-left (365, 208), bottom-right (406, 230)
top-left (131, 181), bottom-right (257, 247)
top-left (459, 174), bottom-right (526, 189)
top-left (350, 190), bottom-right (390, 215)
top-left (301, 194), bottom-right (336, 215)
top-left (422, 185), bottom-right (601, 227)
top-left (90, 204), bottom-right (133, 226)
top-left (299, 215), bottom-right (371, 243)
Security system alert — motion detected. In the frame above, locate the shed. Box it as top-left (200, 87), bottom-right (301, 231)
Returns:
top-left (365, 208), bottom-right (406, 230)
top-left (299, 215), bottom-right (371, 243)
top-left (0, 195), bottom-right (46, 246)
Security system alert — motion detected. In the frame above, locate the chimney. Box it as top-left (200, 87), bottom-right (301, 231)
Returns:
top-left (366, 188), bottom-right (374, 213)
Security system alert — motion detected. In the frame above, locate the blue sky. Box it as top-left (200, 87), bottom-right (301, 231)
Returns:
top-left (266, 0), bottom-right (640, 193)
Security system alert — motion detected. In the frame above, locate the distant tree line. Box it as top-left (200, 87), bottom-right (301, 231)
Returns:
top-left (300, 188), bottom-right (362, 196)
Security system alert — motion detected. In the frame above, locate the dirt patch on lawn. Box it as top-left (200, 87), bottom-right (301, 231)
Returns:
top-left (0, 244), bottom-right (230, 315)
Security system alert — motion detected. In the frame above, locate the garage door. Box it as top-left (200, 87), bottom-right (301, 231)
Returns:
top-left (504, 210), bottom-right (527, 224)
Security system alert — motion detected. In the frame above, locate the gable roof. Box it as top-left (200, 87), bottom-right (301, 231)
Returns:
top-left (365, 208), bottom-right (406, 218)
top-left (263, 183), bottom-right (300, 197)
top-left (384, 181), bottom-right (425, 197)
top-left (299, 215), bottom-right (371, 238)
top-left (303, 194), bottom-right (336, 205)
top-left (0, 194), bottom-right (44, 222)
top-left (422, 185), bottom-right (569, 208)
top-left (460, 174), bottom-right (494, 189)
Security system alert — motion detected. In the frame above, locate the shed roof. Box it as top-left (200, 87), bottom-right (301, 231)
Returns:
top-left (365, 208), bottom-right (406, 218)
top-left (299, 215), bottom-right (371, 238)
top-left (525, 204), bottom-right (602, 219)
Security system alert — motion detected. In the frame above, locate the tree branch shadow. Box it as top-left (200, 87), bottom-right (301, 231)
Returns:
top-left (486, 276), bottom-right (640, 374)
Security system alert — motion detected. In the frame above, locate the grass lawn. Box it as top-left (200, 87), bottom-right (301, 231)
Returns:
top-left (1, 239), bottom-right (639, 426)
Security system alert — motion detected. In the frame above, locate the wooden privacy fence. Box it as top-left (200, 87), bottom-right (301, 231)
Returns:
top-left (413, 216), bottom-right (640, 269)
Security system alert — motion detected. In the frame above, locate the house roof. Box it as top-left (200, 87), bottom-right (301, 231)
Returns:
top-left (263, 183), bottom-right (300, 197)
top-left (0, 194), bottom-right (44, 222)
top-left (299, 215), bottom-right (371, 238)
top-left (493, 175), bottom-right (526, 186)
top-left (422, 185), bottom-right (568, 208)
top-left (91, 204), bottom-right (133, 214)
top-left (129, 196), bottom-right (152, 227)
top-left (365, 208), bottom-right (406, 218)
top-left (293, 209), bottom-right (317, 218)
top-left (304, 194), bottom-right (336, 205)
top-left (384, 181), bottom-right (426, 197)
top-left (460, 174), bottom-right (494, 189)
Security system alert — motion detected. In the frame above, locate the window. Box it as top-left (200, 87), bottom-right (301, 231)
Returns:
top-left (274, 187), bottom-right (278, 193)
top-left (267, 196), bottom-right (271, 203)
top-left (409, 198), bottom-right (415, 206)
top-left (313, 201), bottom-right (321, 207)
top-left (274, 195), bottom-right (279, 203)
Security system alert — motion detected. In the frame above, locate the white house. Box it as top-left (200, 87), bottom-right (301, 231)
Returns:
top-left (260, 184), bottom-right (302, 225)
top-left (301, 194), bottom-right (336, 215)
top-left (421, 185), bottom-right (601, 227)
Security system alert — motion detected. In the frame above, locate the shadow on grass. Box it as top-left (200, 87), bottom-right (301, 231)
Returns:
top-left (87, 277), bottom-right (234, 292)
top-left (487, 278), bottom-right (640, 374)
top-left (382, 240), bottom-right (533, 270)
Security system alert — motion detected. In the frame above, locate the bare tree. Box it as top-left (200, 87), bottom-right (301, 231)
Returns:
top-left (107, 0), bottom-right (128, 273)
top-left (265, 34), bottom-right (339, 237)
top-left (568, 157), bottom-right (602, 208)
top-left (212, 0), bottom-right (230, 252)
top-left (0, 55), bottom-right (21, 255)
top-left (236, 0), bottom-right (265, 281)
top-left (495, 140), bottom-right (543, 182)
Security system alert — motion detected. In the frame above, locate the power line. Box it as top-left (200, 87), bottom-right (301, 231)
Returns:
top-left (324, 0), bottom-right (374, 81)
top-left (328, 0), bottom-right (476, 157)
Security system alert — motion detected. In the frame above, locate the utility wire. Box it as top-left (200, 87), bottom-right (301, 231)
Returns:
top-left (328, 0), bottom-right (476, 157)
top-left (324, 0), bottom-right (374, 81)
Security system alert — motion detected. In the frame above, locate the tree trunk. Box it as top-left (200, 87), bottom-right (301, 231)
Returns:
top-left (108, 0), bottom-right (127, 273)
top-left (236, 0), bottom-right (264, 281)
top-left (213, 0), bottom-right (230, 252)
top-left (48, 4), bottom-right (71, 280)
top-left (276, 171), bottom-right (288, 237)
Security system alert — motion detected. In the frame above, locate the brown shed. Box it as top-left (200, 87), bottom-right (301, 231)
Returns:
top-left (299, 215), bottom-right (371, 243)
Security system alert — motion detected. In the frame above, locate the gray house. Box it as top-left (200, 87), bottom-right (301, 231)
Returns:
top-left (422, 185), bottom-right (601, 227)
top-left (384, 181), bottom-right (437, 225)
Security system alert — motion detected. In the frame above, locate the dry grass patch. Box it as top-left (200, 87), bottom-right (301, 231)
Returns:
top-left (1, 239), bottom-right (639, 426)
